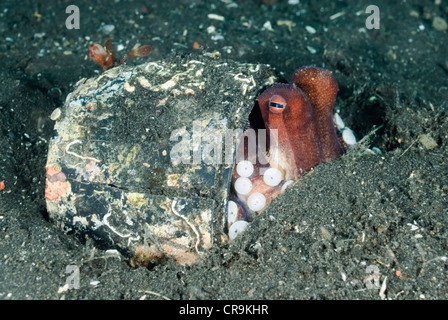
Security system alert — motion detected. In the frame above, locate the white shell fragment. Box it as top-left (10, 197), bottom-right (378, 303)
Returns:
top-left (236, 160), bottom-right (254, 178)
top-left (234, 177), bottom-right (252, 195)
top-left (263, 167), bottom-right (282, 187)
top-left (262, 21), bottom-right (274, 31)
top-left (334, 113), bottom-right (345, 130)
top-left (207, 13), bottom-right (225, 21)
top-left (247, 192), bottom-right (266, 212)
top-left (50, 108), bottom-right (61, 121)
top-left (305, 25), bottom-right (317, 34)
top-left (342, 128), bottom-right (357, 146)
top-left (227, 200), bottom-right (238, 225)
top-left (228, 220), bottom-right (249, 240)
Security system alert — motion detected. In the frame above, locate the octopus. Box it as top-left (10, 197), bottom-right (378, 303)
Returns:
top-left (227, 66), bottom-right (356, 239)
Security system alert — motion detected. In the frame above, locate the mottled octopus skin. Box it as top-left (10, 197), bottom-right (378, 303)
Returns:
top-left (291, 66), bottom-right (344, 161)
top-left (229, 66), bottom-right (344, 231)
top-left (256, 83), bottom-right (323, 180)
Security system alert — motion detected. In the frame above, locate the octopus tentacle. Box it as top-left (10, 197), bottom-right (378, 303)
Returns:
top-left (291, 66), bottom-right (344, 162)
top-left (227, 66), bottom-right (349, 240)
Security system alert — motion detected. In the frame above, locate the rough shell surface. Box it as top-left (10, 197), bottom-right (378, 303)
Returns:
top-left (46, 55), bottom-right (277, 265)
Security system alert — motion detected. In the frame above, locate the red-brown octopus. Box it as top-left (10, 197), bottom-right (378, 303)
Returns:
top-left (227, 66), bottom-right (356, 239)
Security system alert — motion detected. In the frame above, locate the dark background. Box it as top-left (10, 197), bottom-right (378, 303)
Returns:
top-left (0, 0), bottom-right (447, 299)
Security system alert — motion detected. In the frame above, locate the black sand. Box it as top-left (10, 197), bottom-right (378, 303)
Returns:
top-left (0, 0), bottom-right (447, 300)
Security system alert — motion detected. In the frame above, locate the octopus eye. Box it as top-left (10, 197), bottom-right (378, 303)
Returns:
top-left (268, 95), bottom-right (286, 114)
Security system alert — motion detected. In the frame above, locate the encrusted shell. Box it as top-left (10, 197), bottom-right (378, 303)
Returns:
top-left (45, 56), bottom-right (277, 266)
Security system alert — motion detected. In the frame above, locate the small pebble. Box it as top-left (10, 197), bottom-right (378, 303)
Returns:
top-left (342, 128), bottom-right (357, 146)
top-left (34, 32), bottom-right (45, 39)
top-left (305, 25), bottom-right (316, 34)
top-left (58, 284), bottom-right (69, 294)
top-left (100, 24), bottom-right (115, 34)
top-left (333, 113), bottom-right (345, 130)
top-left (262, 21), bottom-right (274, 31)
top-left (306, 46), bottom-right (317, 54)
top-left (211, 34), bottom-right (224, 41)
top-left (329, 12), bottom-right (345, 20)
top-left (432, 17), bottom-right (447, 31)
top-left (409, 10), bottom-right (419, 18)
top-left (50, 108), bottom-right (61, 121)
top-left (90, 280), bottom-right (100, 287)
top-left (207, 26), bottom-right (216, 34)
top-left (104, 249), bottom-right (121, 258)
top-left (419, 134), bottom-right (437, 150)
top-left (277, 20), bottom-right (296, 32)
top-left (208, 13), bottom-right (225, 21)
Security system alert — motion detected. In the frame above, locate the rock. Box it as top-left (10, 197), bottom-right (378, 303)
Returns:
top-left (45, 55), bottom-right (277, 266)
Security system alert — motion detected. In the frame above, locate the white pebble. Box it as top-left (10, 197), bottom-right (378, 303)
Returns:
top-left (90, 280), bottom-right (100, 287)
top-left (236, 160), bottom-right (254, 178)
top-left (50, 108), bottom-right (61, 121)
top-left (227, 201), bottom-right (238, 224)
top-left (342, 128), bottom-right (357, 146)
top-left (207, 26), bottom-right (216, 34)
top-left (306, 46), bottom-right (317, 54)
top-left (262, 21), bottom-right (274, 31)
top-left (228, 220), bottom-right (249, 240)
top-left (329, 12), bottom-right (345, 20)
top-left (263, 167), bottom-right (282, 187)
top-left (247, 192), bottom-right (266, 212)
top-left (211, 34), bottom-right (224, 41)
top-left (58, 284), bottom-right (69, 294)
top-left (305, 25), bottom-right (316, 34)
top-left (102, 24), bottom-right (115, 34)
top-left (234, 177), bottom-right (252, 195)
top-left (207, 13), bottom-right (225, 21)
top-left (333, 113), bottom-right (345, 130)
